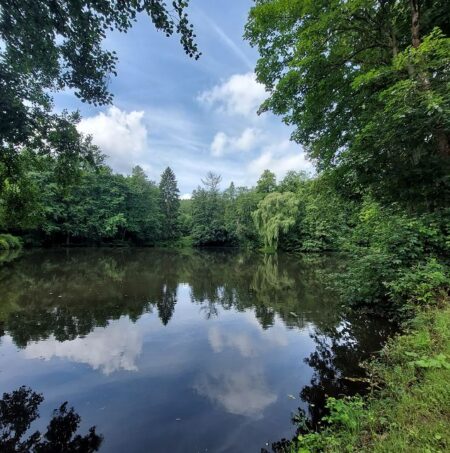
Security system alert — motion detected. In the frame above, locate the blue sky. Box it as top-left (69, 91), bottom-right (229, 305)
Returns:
top-left (55, 0), bottom-right (312, 197)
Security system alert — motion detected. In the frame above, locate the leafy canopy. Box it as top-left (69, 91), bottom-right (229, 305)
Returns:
top-left (245, 0), bottom-right (450, 209)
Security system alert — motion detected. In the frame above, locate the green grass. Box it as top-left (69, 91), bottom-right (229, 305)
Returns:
top-left (293, 303), bottom-right (450, 452)
top-left (0, 234), bottom-right (22, 250)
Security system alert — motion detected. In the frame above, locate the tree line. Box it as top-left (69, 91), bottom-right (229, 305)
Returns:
top-left (0, 0), bottom-right (448, 311)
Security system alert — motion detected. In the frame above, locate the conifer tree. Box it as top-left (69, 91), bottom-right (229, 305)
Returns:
top-left (159, 167), bottom-right (180, 240)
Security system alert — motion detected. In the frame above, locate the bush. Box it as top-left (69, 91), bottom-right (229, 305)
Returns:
top-left (0, 234), bottom-right (22, 250)
top-left (337, 201), bottom-right (448, 312)
top-left (388, 259), bottom-right (449, 307)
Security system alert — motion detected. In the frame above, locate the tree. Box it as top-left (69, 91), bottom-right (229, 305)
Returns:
top-left (191, 172), bottom-right (228, 245)
top-left (256, 170), bottom-right (277, 194)
top-left (225, 187), bottom-right (261, 246)
top-left (126, 166), bottom-right (161, 243)
top-left (159, 167), bottom-right (180, 240)
top-left (0, 386), bottom-right (102, 452)
top-left (252, 192), bottom-right (300, 250)
top-left (245, 0), bottom-right (450, 209)
top-left (0, 0), bottom-right (199, 192)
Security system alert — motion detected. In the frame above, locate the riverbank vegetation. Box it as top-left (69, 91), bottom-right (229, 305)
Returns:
top-left (287, 304), bottom-right (450, 453)
top-left (0, 0), bottom-right (449, 451)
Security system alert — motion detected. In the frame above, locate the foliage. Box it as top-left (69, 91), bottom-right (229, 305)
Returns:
top-left (288, 305), bottom-right (450, 453)
top-left (191, 172), bottom-right (229, 246)
top-left (245, 0), bottom-right (450, 209)
top-left (159, 167), bottom-right (180, 240)
top-left (337, 201), bottom-right (449, 311)
top-left (253, 192), bottom-right (299, 250)
top-left (0, 234), bottom-right (21, 250)
top-left (256, 169), bottom-right (277, 194)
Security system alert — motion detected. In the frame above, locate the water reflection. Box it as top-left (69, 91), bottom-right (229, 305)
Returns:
top-left (0, 386), bottom-right (102, 452)
top-left (0, 249), bottom-right (336, 346)
top-left (194, 365), bottom-right (277, 419)
top-left (23, 317), bottom-right (143, 374)
top-left (0, 249), bottom-right (392, 452)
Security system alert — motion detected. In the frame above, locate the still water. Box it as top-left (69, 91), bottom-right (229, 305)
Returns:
top-left (0, 248), bottom-right (391, 452)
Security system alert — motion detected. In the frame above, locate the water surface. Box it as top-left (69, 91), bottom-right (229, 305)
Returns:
top-left (0, 249), bottom-right (391, 452)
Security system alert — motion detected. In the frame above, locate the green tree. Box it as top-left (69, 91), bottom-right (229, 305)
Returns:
top-left (159, 167), bottom-right (180, 240)
top-left (126, 166), bottom-right (161, 243)
top-left (245, 0), bottom-right (450, 209)
top-left (191, 172), bottom-right (228, 245)
top-left (225, 186), bottom-right (262, 247)
top-left (252, 192), bottom-right (300, 250)
top-left (256, 169), bottom-right (277, 194)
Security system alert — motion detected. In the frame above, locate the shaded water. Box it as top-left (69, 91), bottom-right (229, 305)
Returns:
top-left (0, 249), bottom-right (391, 452)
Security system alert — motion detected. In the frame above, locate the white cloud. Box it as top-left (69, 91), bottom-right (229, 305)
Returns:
top-left (78, 106), bottom-right (149, 173)
top-left (200, 11), bottom-right (253, 70)
top-left (180, 193), bottom-right (192, 200)
top-left (211, 132), bottom-right (228, 156)
top-left (23, 318), bottom-right (143, 375)
top-left (210, 128), bottom-right (261, 157)
top-left (248, 140), bottom-right (314, 180)
top-left (199, 73), bottom-right (267, 117)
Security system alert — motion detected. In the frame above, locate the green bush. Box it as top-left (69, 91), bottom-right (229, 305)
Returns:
top-left (337, 202), bottom-right (448, 312)
top-left (0, 234), bottom-right (22, 250)
top-left (388, 259), bottom-right (449, 307)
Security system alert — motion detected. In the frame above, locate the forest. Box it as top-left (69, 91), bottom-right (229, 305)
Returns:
top-left (0, 0), bottom-right (449, 452)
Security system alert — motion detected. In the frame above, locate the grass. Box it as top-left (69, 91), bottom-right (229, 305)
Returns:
top-left (292, 303), bottom-right (450, 452)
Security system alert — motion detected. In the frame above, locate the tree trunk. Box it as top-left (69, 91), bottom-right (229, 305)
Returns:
top-left (436, 129), bottom-right (450, 158)
top-left (409, 0), bottom-right (449, 158)
top-left (410, 0), bottom-right (420, 48)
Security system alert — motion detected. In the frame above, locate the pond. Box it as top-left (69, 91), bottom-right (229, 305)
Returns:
top-left (0, 248), bottom-right (392, 452)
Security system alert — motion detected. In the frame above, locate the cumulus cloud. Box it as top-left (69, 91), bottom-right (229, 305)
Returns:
top-left (247, 140), bottom-right (314, 180)
top-left (199, 73), bottom-right (267, 117)
top-left (210, 128), bottom-right (261, 156)
top-left (78, 106), bottom-right (149, 173)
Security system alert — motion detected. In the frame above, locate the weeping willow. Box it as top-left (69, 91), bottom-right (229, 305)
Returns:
top-left (252, 192), bottom-right (299, 249)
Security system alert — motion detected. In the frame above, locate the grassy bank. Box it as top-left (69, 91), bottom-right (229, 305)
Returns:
top-left (292, 304), bottom-right (450, 452)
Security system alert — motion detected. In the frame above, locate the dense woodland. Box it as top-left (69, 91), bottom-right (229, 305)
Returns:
top-left (0, 0), bottom-right (449, 452)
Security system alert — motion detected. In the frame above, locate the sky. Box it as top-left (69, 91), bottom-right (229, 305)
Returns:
top-left (54, 0), bottom-right (313, 197)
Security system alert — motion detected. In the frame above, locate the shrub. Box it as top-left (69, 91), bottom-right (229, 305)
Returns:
top-left (0, 234), bottom-right (22, 250)
top-left (337, 202), bottom-right (448, 312)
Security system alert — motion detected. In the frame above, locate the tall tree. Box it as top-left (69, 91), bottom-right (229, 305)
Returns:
top-left (159, 167), bottom-right (180, 240)
top-left (191, 172), bottom-right (228, 245)
top-left (256, 170), bottom-right (277, 194)
top-left (245, 0), bottom-right (450, 209)
top-left (126, 166), bottom-right (161, 243)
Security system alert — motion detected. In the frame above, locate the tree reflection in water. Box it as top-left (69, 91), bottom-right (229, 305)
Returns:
top-left (264, 313), bottom-right (395, 452)
top-left (0, 386), bottom-right (102, 452)
top-left (0, 249), bottom-right (393, 452)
